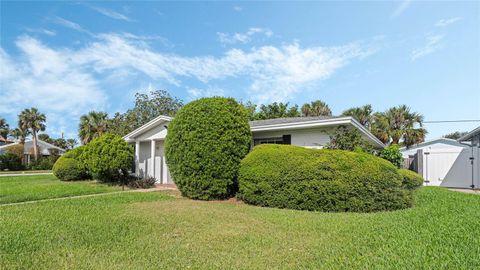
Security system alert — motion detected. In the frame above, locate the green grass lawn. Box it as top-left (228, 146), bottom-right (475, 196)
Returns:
top-left (1, 187), bottom-right (479, 269)
top-left (0, 170), bottom-right (52, 174)
top-left (0, 175), bottom-right (122, 204)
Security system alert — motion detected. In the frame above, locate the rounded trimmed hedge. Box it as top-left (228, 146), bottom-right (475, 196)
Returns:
top-left (53, 157), bottom-right (87, 181)
top-left (80, 133), bottom-right (133, 182)
top-left (165, 97), bottom-right (252, 200)
top-left (238, 144), bottom-right (413, 212)
top-left (398, 169), bottom-right (424, 190)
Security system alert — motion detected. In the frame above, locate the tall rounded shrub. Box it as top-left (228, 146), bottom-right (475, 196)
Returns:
top-left (81, 133), bottom-right (133, 182)
top-left (165, 97), bottom-right (252, 200)
top-left (239, 144), bottom-right (413, 212)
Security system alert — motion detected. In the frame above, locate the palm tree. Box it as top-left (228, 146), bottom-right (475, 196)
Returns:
top-left (9, 126), bottom-right (30, 145)
top-left (301, 100), bottom-right (332, 117)
top-left (341, 104), bottom-right (374, 130)
top-left (78, 111), bottom-right (109, 145)
top-left (66, 138), bottom-right (78, 150)
top-left (371, 105), bottom-right (427, 147)
top-left (0, 117), bottom-right (9, 139)
top-left (19, 108), bottom-right (46, 161)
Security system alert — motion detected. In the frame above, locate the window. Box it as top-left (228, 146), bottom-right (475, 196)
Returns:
top-left (254, 135), bottom-right (291, 146)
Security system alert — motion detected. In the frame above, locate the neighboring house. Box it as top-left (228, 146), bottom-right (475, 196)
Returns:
top-left (0, 139), bottom-right (66, 163)
top-left (458, 126), bottom-right (480, 146)
top-left (0, 135), bottom-right (14, 146)
top-left (124, 115), bottom-right (385, 184)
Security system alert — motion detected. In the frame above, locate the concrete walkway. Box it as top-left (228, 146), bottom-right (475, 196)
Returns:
top-left (0, 184), bottom-right (177, 207)
top-left (0, 172), bottom-right (53, 177)
top-left (448, 188), bottom-right (480, 195)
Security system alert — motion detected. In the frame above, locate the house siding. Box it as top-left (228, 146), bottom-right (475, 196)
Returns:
top-left (252, 127), bottom-right (333, 148)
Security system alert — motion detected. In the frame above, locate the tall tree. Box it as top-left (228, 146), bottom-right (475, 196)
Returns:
top-left (19, 108), bottom-right (46, 161)
top-left (66, 138), bottom-right (78, 150)
top-left (341, 104), bottom-right (374, 129)
top-left (443, 131), bottom-right (468, 140)
top-left (9, 125), bottom-right (30, 145)
top-left (301, 100), bottom-right (332, 117)
top-left (108, 90), bottom-right (184, 136)
top-left (241, 101), bottom-right (258, 121)
top-left (372, 105), bottom-right (427, 147)
top-left (255, 102), bottom-right (300, 120)
top-left (0, 117), bottom-right (9, 139)
top-left (78, 111), bottom-right (109, 145)
top-left (38, 134), bottom-right (52, 143)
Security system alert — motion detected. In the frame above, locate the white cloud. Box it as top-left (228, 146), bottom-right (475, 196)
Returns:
top-left (435, 17), bottom-right (462, 27)
top-left (69, 33), bottom-right (374, 101)
top-left (24, 28), bottom-right (56, 36)
top-left (1, 33), bottom-right (376, 136)
top-left (411, 34), bottom-right (445, 61)
top-left (233, 6), bottom-right (243, 12)
top-left (391, 0), bottom-right (412, 18)
top-left (90, 6), bottom-right (133, 22)
top-left (217, 27), bottom-right (273, 45)
top-left (53, 16), bottom-right (84, 32)
top-left (187, 86), bottom-right (225, 100)
top-left (0, 37), bottom-right (106, 137)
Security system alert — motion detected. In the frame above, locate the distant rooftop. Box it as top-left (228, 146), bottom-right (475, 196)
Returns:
top-left (249, 116), bottom-right (340, 127)
top-left (458, 126), bottom-right (480, 141)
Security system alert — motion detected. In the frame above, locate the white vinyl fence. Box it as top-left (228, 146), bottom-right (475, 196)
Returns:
top-left (420, 146), bottom-right (480, 188)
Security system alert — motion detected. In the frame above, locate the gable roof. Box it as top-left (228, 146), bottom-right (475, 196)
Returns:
top-left (123, 115), bottom-right (385, 148)
top-left (0, 139), bottom-right (66, 154)
top-left (458, 126), bottom-right (480, 141)
top-left (400, 138), bottom-right (468, 151)
top-left (250, 116), bottom-right (336, 127)
top-left (123, 115), bottom-right (173, 142)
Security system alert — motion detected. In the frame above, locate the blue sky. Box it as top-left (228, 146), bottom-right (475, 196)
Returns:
top-left (1, 1), bottom-right (479, 140)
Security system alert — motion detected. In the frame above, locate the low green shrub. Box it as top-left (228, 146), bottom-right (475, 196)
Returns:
top-left (380, 144), bottom-right (403, 168)
top-left (165, 97), bottom-right (252, 200)
top-left (53, 157), bottom-right (88, 181)
top-left (81, 133), bottom-right (133, 182)
top-left (0, 153), bottom-right (24, 171)
top-left (27, 156), bottom-right (58, 170)
top-left (238, 144), bottom-right (413, 212)
top-left (128, 177), bottom-right (156, 189)
top-left (398, 169), bottom-right (424, 190)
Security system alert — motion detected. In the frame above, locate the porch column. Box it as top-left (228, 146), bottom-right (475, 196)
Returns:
top-left (135, 140), bottom-right (140, 176)
top-left (150, 140), bottom-right (156, 178)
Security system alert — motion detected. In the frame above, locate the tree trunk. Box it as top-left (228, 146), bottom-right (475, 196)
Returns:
top-left (32, 130), bottom-right (38, 161)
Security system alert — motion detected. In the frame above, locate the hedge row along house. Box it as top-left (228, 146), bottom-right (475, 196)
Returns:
top-left (123, 115), bottom-right (385, 184)
top-left (0, 139), bottom-right (66, 164)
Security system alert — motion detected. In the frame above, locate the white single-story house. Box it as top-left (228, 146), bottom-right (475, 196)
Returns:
top-left (0, 139), bottom-right (66, 163)
top-left (123, 115), bottom-right (385, 184)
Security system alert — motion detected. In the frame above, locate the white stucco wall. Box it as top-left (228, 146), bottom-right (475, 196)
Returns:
top-left (252, 127), bottom-right (333, 148)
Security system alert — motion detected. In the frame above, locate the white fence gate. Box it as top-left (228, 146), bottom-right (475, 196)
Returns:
top-left (421, 147), bottom-right (480, 188)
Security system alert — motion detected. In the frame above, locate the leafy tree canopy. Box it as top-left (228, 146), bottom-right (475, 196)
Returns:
top-left (443, 131), bottom-right (468, 140)
top-left (108, 90), bottom-right (184, 136)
